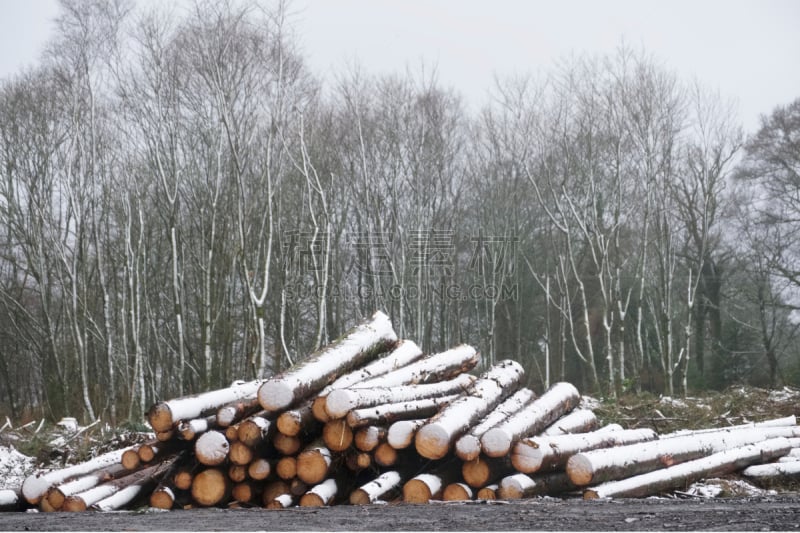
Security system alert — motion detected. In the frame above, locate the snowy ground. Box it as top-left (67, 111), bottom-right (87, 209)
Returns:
top-left (0, 445), bottom-right (34, 490)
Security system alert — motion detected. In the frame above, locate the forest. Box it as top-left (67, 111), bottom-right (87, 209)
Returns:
top-left (0, 0), bottom-right (798, 424)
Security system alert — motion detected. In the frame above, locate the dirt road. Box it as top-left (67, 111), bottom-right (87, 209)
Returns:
top-left (2, 496), bottom-right (799, 531)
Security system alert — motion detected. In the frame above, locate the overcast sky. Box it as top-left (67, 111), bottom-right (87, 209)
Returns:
top-left (1, 0), bottom-right (798, 133)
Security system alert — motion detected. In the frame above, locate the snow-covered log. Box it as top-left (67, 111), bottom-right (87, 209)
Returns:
top-left (0, 489), bottom-right (21, 512)
top-left (585, 437), bottom-right (793, 499)
top-left (45, 462), bottom-right (130, 510)
top-left (350, 470), bottom-right (403, 505)
top-left (347, 394), bottom-right (459, 429)
top-left (567, 426), bottom-right (800, 486)
top-left (191, 468), bottom-right (231, 507)
top-left (265, 493), bottom-right (294, 509)
top-left (216, 397), bottom-right (261, 428)
top-left (660, 415), bottom-right (797, 438)
top-left (277, 400), bottom-right (319, 437)
top-left (443, 482), bottom-right (473, 501)
top-left (403, 466), bottom-right (463, 503)
top-left (22, 446), bottom-right (135, 505)
top-left (461, 455), bottom-right (515, 488)
top-left (454, 388), bottom-right (536, 461)
top-left (177, 415), bottom-right (216, 441)
top-left (387, 419), bottom-right (428, 450)
top-left (480, 382), bottom-right (581, 458)
top-left (325, 374), bottom-right (476, 420)
top-left (322, 419), bottom-right (354, 452)
top-left (258, 311), bottom-right (398, 413)
top-left (511, 428), bottom-right (658, 474)
top-left (356, 344), bottom-right (479, 389)
top-left (496, 471), bottom-right (577, 500)
top-left (237, 415), bottom-right (272, 448)
top-left (540, 408), bottom-right (598, 436)
top-left (415, 360), bottom-right (525, 460)
top-left (742, 459), bottom-right (800, 483)
top-left (194, 431), bottom-right (230, 466)
top-left (300, 478), bottom-right (338, 507)
top-left (148, 484), bottom-right (176, 510)
top-left (354, 426), bottom-right (387, 452)
top-left (149, 380), bottom-right (263, 433)
top-left (312, 340), bottom-right (424, 422)
top-left (296, 442), bottom-right (332, 485)
top-left (595, 423), bottom-right (624, 433)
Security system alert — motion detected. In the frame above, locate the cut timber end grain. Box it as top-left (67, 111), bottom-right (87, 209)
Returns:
top-left (300, 479), bottom-right (337, 507)
top-left (290, 478), bottom-right (309, 497)
top-left (262, 481), bottom-right (291, 505)
top-left (276, 457), bottom-right (298, 480)
top-left (156, 430), bottom-right (175, 442)
top-left (248, 458), bottom-right (272, 481)
top-left (174, 469), bottom-right (194, 491)
top-left (296, 446), bottom-right (332, 485)
top-left (232, 482), bottom-right (256, 503)
top-left (229, 441), bottom-right (254, 466)
top-left (462, 456), bottom-right (515, 488)
top-left (323, 419), bottom-right (354, 452)
top-left (277, 402), bottom-right (317, 437)
top-left (258, 311), bottom-right (398, 413)
top-left (346, 451), bottom-right (372, 471)
top-left (191, 468), bottom-right (230, 507)
top-left (476, 484), bottom-right (498, 500)
top-left (148, 403), bottom-right (174, 433)
top-left (273, 433), bottom-right (302, 456)
top-left (443, 482), bottom-right (473, 501)
top-left (403, 474), bottom-right (443, 503)
top-left (121, 449), bottom-right (140, 470)
top-left (237, 416), bottom-right (271, 447)
top-left (355, 426), bottom-right (386, 452)
top-left (373, 443), bottom-right (398, 467)
top-left (194, 431), bottom-right (230, 466)
top-left (149, 486), bottom-right (175, 510)
top-left (228, 464), bottom-right (248, 483)
top-left (387, 419), bottom-right (427, 449)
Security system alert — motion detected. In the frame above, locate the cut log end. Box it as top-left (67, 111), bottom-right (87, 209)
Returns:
top-left (277, 411), bottom-right (303, 437)
top-left (148, 403), bottom-right (174, 433)
top-left (476, 485), bottom-right (498, 500)
top-left (443, 482), bottom-right (473, 501)
top-left (374, 442), bottom-right (398, 467)
top-left (403, 477), bottom-right (437, 503)
top-left (45, 489), bottom-right (66, 511)
top-left (296, 448), bottom-right (331, 485)
top-left (322, 419), bottom-right (353, 452)
top-left (61, 496), bottom-right (88, 512)
top-left (583, 489), bottom-right (601, 500)
top-left (258, 381), bottom-right (297, 413)
top-left (415, 423), bottom-right (451, 460)
top-left (299, 492), bottom-right (326, 507)
top-left (455, 435), bottom-right (482, 462)
top-left (510, 442), bottom-right (543, 474)
top-left (191, 469), bottom-right (229, 507)
top-left (480, 428), bottom-right (514, 458)
top-left (276, 457), bottom-right (298, 480)
top-left (312, 396), bottom-right (331, 423)
top-left (273, 433), bottom-right (302, 456)
top-left (349, 489), bottom-right (371, 506)
top-left (462, 458), bottom-right (492, 488)
top-left (565, 454), bottom-right (593, 486)
top-left (121, 449), bottom-right (141, 470)
top-left (248, 459), bottom-right (272, 481)
top-left (228, 464), bottom-right (248, 483)
top-left (174, 470), bottom-right (194, 491)
top-left (195, 431), bottom-right (230, 466)
top-left (149, 487), bottom-right (175, 510)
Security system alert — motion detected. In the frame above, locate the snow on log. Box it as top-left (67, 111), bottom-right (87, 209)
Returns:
top-left (191, 468), bottom-right (231, 507)
top-left (661, 415), bottom-right (798, 439)
top-left (480, 382), bottom-right (581, 459)
top-left (45, 463), bottom-right (130, 510)
top-left (216, 397), bottom-right (261, 428)
top-left (357, 344), bottom-right (479, 390)
top-left (265, 493), bottom-right (295, 509)
top-left (296, 442), bottom-right (333, 485)
top-left (595, 423), bottom-right (624, 433)
top-left (22, 446), bottom-right (135, 505)
top-left (742, 459), bottom-right (800, 482)
top-left (149, 484), bottom-right (176, 510)
top-left (312, 340), bottom-right (424, 422)
top-left (277, 400), bottom-right (319, 437)
top-left (540, 408), bottom-right (598, 436)
top-left (461, 455), bottom-right (515, 488)
top-left (148, 379), bottom-right (263, 433)
top-left (248, 458), bottom-right (273, 481)
top-left (476, 484), bottom-right (498, 500)
top-left (354, 426), bottom-right (387, 452)
top-left (497, 471), bottom-right (577, 500)
top-left (567, 426), bottom-right (800, 486)
top-left (387, 419), bottom-right (428, 450)
top-left (325, 373), bottom-right (476, 420)
top-left (346, 394), bottom-right (459, 429)
top-left (0, 490), bottom-right (21, 512)
top-left (403, 467), bottom-right (462, 503)
top-left (350, 470), bottom-right (403, 505)
top-left (585, 437), bottom-right (793, 499)
top-left (258, 311), bottom-right (398, 413)
top-left (415, 360), bottom-right (525, 460)
top-left (300, 478), bottom-right (338, 507)
top-left (512, 428), bottom-right (658, 474)
top-left (194, 431), bottom-right (230, 466)
top-left (237, 415), bottom-right (272, 447)
top-left (454, 388), bottom-right (536, 461)
top-left (443, 482), bottom-right (473, 501)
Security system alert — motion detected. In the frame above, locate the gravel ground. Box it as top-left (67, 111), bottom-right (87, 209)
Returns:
top-left (3, 495), bottom-right (800, 531)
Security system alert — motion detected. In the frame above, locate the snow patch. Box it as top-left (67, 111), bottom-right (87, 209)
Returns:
top-left (659, 396), bottom-right (688, 408)
top-left (768, 387), bottom-right (800, 403)
top-left (686, 478), bottom-right (776, 498)
top-left (0, 445), bottom-right (35, 489)
top-left (579, 396), bottom-right (600, 411)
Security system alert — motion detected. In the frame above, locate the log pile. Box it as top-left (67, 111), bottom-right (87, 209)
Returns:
top-left (6, 310), bottom-right (800, 512)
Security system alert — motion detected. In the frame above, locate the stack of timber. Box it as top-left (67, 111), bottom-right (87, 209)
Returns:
top-left (7, 310), bottom-right (800, 512)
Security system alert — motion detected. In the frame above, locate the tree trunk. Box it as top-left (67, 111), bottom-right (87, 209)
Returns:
top-left (540, 408), bottom-right (598, 436)
top-left (349, 471), bottom-right (402, 505)
top-left (481, 382), bottom-right (580, 458)
top-left (258, 311), bottom-right (397, 413)
top-left (402, 462), bottom-right (463, 503)
top-left (511, 428), bottom-right (658, 474)
top-left (497, 471), bottom-right (577, 499)
top-left (660, 416), bottom-right (797, 439)
top-left (585, 438), bottom-right (792, 499)
top-left (356, 344), bottom-right (479, 389)
top-left (461, 455), bottom-right (515, 488)
top-left (299, 478), bottom-right (337, 507)
top-left (347, 394), bottom-right (459, 429)
top-left (177, 415), bottom-right (217, 441)
top-left (387, 419), bottom-right (428, 450)
top-left (416, 360), bottom-right (525, 460)
top-left (216, 398), bottom-right (262, 428)
top-left (743, 459), bottom-right (800, 485)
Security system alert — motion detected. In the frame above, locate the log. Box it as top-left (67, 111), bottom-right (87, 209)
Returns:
top-left (324, 373), bottom-right (476, 420)
top-left (0, 489), bottom-right (21, 512)
top-left (497, 471), bottom-right (577, 500)
top-left (177, 415), bottom-right (217, 441)
top-left (595, 423), bottom-right (624, 433)
top-left (121, 448), bottom-right (141, 471)
top-left (387, 419), bottom-right (428, 450)
top-left (225, 425), bottom-right (240, 442)
top-left (350, 471), bottom-right (403, 505)
top-left (454, 388), bottom-right (536, 461)
top-left (480, 382), bottom-right (581, 458)
top-left (540, 408), bottom-right (598, 436)
top-left (296, 443), bottom-right (332, 485)
top-left (217, 397), bottom-right (261, 428)
top-left (290, 478), bottom-right (309, 497)
top-left (312, 340), bottom-right (425, 422)
top-left (476, 484), bottom-right (498, 500)
top-left (347, 395), bottom-right (459, 429)
top-left (345, 451), bottom-right (372, 472)
top-left (567, 426), bottom-right (800, 486)
top-left (63, 456), bottom-right (179, 512)
top-left (258, 311), bottom-right (398, 413)
top-left (276, 457), bottom-right (298, 480)
top-left (356, 344), bottom-right (479, 389)
top-left (374, 442), bottom-right (399, 467)
top-left (273, 433), bottom-right (302, 456)
top-left (354, 426), bottom-right (387, 452)
top-left (261, 480), bottom-right (291, 505)
top-left (443, 482), bottom-right (473, 501)
top-left (511, 428), bottom-right (658, 474)
top-left (237, 415), bottom-right (272, 448)
top-left (265, 493), bottom-right (294, 509)
top-left (415, 360), bottom-right (525, 460)
top-left (248, 458), bottom-right (273, 481)
top-left (22, 446), bottom-right (135, 505)
top-left (461, 455), bottom-right (515, 488)
top-left (232, 481), bottom-right (259, 504)
top-left (300, 478), bottom-right (338, 507)
top-left (194, 430), bottom-right (230, 466)
top-left (402, 464), bottom-right (463, 503)
top-left (228, 464), bottom-right (248, 483)
top-left (156, 429), bottom-right (175, 442)
top-left (660, 415), bottom-right (797, 439)
top-left (229, 441), bottom-right (254, 466)
top-left (322, 419), bottom-right (354, 452)
top-left (191, 468), bottom-right (231, 507)
top-left (148, 379), bottom-right (264, 433)
top-left (277, 401), bottom-right (320, 437)
top-left (173, 466), bottom-right (197, 491)
top-left (149, 484), bottom-right (176, 510)
top-left (742, 459), bottom-right (800, 484)
top-left (45, 462), bottom-right (130, 510)
top-left (585, 437), bottom-right (793, 499)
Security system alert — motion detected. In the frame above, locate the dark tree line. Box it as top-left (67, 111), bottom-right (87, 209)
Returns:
top-left (1, 0), bottom-right (798, 423)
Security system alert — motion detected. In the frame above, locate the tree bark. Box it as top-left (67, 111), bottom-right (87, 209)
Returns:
top-left (481, 382), bottom-right (581, 458)
top-left (347, 394), bottom-right (459, 429)
top-left (387, 419), bottom-right (428, 450)
top-left (356, 344), bottom-right (479, 389)
top-left (350, 471), bottom-right (402, 505)
top-left (461, 455), bottom-right (515, 488)
top-left (497, 471), bottom-right (577, 499)
top-left (443, 482), bottom-right (473, 501)
top-left (540, 408), bottom-right (598, 436)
